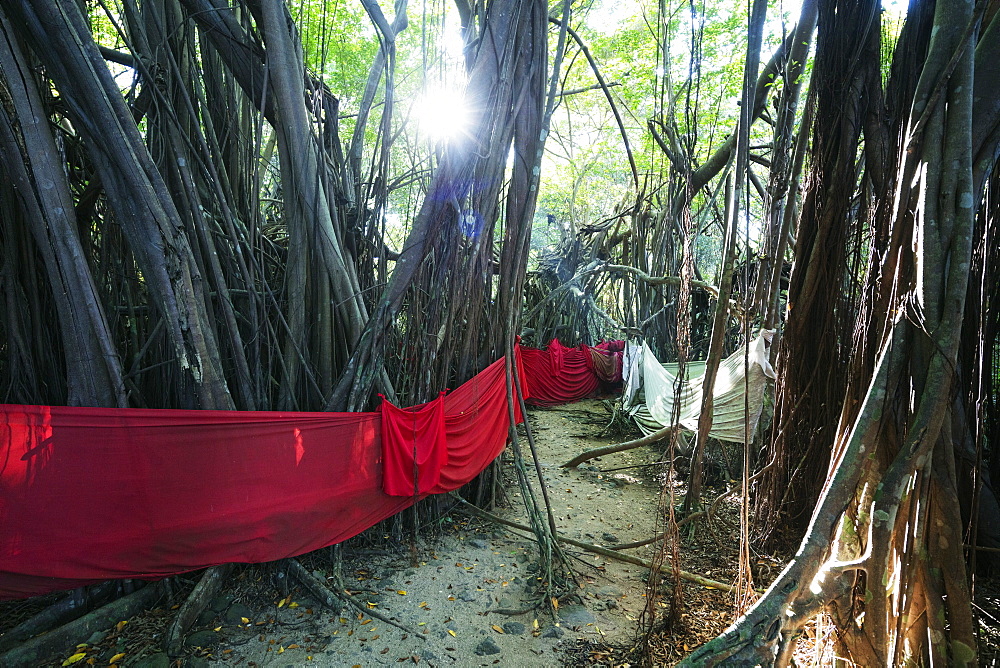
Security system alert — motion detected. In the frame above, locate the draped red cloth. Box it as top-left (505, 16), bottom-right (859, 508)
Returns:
top-left (0, 353), bottom-right (526, 600)
top-left (380, 392), bottom-right (447, 496)
top-left (0, 345), bottom-right (570, 600)
top-left (520, 339), bottom-right (623, 405)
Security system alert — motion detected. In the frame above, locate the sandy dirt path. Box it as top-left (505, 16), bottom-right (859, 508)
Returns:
top-left (207, 399), bottom-right (665, 667)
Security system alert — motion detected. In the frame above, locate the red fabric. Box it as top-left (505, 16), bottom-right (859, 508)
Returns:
top-left (0, 345), bottom-right (597, 600)
top-left (588, 347), bottom-right (622, 383)
top-left (521, 339), bottom-right (600, 406)
top-left (430, 354), bottom-right (523, 493)
top-left (380, 393), bottom-right (447, 496)
top-left (595, 340), bottom-right (625, 353)
top-left (0, 353), bottom-right (524, 600)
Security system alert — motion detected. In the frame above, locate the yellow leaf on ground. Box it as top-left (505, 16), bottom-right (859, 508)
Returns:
top-left (446, 629), bottom-right (456, 637)
top-left (491, 625), bottom-right (504, 634)
top-left (288, 602), bottom-right (299, 608)
top-left (115, 621), bottom-right (128, 632)
top-left (62, 653), bottom-right (87, 666)
top-left (288, 644), bottom-right (300, 649)
top-left (396, 590), bottom-right (407, 595)
top-left (277, 646), bottom-right (285, 654)
top-left (214, 626), bottom-right (222, 632)
top-left (109, 653), bottom-right (126, 664)
top-left (241, 617), bottom-right (250, 623)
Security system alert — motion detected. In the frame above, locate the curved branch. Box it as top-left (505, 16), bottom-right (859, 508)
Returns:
top-left (604, 263), bottom-right (720, 297)
top-left (548, 17), bottom-right (639, 190)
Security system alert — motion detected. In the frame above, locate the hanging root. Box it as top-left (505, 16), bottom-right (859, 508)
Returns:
top-left (324, 568), bottom-right (426, 639)
top-left (447, 493), bottom-right (742, 593)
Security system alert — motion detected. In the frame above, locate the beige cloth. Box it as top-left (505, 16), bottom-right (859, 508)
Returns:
top-left (625, 331), bottom-right (775, 443)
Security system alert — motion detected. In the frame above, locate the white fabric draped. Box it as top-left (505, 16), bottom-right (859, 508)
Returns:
top-left (624, 331), bottom-right (775, 443)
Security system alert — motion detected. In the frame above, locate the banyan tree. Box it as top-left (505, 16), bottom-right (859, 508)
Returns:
top-left (3, 0), bottom-right (1000, 665)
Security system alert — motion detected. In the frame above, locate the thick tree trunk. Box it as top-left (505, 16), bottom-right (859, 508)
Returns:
top-left (328, 0), bottom-right (549, 411)
top-left (687, 1), bottom-right (984, 664)
top-left (0, 14), bottom-right (125, 407)
top-left (7, 0), bottom-right (234, 409)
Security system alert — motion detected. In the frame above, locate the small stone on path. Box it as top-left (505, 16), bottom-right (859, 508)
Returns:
top-left (558, 604), bottom-right (595, 626)
top-left (541, 625), bottom-right (564, 639)
top-left (502, 621), bottom-right (526, 635)
top-left (223, 602), bottom-right (255, 625)
top-left (184, 629), bottom-right (219, 647)
top-left (209, 594), bottom-right (234, 613)
top-left (474, 637), bottom-right (502, 655)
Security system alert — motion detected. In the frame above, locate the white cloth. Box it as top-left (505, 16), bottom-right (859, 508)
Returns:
top-left (622, 341), bottom-right (643, 406)
top-left (626, 331), bottom-right (774, 443)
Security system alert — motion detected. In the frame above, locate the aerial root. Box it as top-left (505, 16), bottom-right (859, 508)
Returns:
top-left (164, 564), bottom-right (232, 656)
top-left (561, 424), bottom-right (675, 468)
top-left (0, 582), bottom-right (167, 666)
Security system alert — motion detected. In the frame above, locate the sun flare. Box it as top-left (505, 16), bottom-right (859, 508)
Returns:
top-left (413, 86), bottom-right (471, 142)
